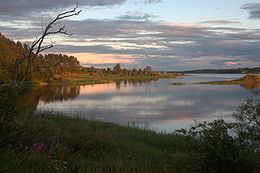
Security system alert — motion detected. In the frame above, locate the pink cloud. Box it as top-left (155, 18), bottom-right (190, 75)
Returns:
top-left (161, 21), bottom-right (200, 28)
top-left (224, 61), bottom-right (240, 66)
top-left (64, 53), bottom-right (135, 65)
top-left (2, 32), bottom-right (13, 36)
top-left (200, 20), bottom-right (240, 25)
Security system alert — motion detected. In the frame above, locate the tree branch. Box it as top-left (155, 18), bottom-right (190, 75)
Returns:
top-left (28, 60), bottom-right (62, 75)
top-left (39, 44), bottom-right (54, 52)
top-left (13, 4), bottom-right (81, 86)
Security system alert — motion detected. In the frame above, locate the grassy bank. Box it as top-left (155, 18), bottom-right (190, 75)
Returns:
top-left (1, 112), bottom-right (200, 172)
top-left (1, 110), bottom-right (259, 172)
top-left (29, 73), bottom-right (180, 86)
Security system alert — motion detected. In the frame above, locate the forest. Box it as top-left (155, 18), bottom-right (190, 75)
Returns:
top-left (0, 33), bottom-right (166, 85)
top-left (0, 33), bottom-right (81, 81)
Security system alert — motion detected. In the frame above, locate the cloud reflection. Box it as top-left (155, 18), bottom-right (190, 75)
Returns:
top-left (34, 75), bottom-right (252, 132)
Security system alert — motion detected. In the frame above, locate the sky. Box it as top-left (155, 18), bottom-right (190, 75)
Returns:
top-left (0, 0), bottom-right (260, 71)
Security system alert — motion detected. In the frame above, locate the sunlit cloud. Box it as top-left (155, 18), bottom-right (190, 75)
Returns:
top-left (65, 53), bottom-right (135, 65)
top-left (1, 32), bottom-right (13, 36)
top-left (161, 21), bottom-right (200, 28)
top-left (169, 100), bottom-right (194, 106)
top-left (200, 20), bottom-right (240, 25)
top-left (224, 62), bottom-right (241, 66)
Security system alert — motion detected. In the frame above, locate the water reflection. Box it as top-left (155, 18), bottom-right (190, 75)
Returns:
top-left (115, 78), bottom-right (159, 90)
top-left (20, 86), bottom-right (80, 111)
top-left (239, 81), bottom-right (260, 90)
top-left (25, 74), bottom-right (258, 132)
top-left (41, 86), bottom-right (80, 103)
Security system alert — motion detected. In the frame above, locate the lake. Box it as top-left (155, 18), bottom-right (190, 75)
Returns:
top-left (26, 74), bottom-right (256, 133)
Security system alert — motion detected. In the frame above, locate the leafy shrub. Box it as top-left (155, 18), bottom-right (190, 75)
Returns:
top-left (0, 76), bottom-right (19, 131)
top-left (175, 94), bottom-right (260, 173)
top-left (233, 97), bottom-right (260, 151)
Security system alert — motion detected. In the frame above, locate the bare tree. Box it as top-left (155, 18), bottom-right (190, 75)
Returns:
top-left (13, 5), bottom-right (82, 87)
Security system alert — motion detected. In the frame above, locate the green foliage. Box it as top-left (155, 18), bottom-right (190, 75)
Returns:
top-left (113, 63), bottom-right (121, 74)
top-left (175, 95), bottom-right (260, 173)
top-left (176, 120), bottom-right (247, 173)
top-left (0, 33), bottom-right (28, 79)
top-left (131, 68), bottom-right (138, 76)
top-left (0, 112), bottom-right (200, 172)
top-left (144, 66), bottom-right (152, 73)
top-left (81, 63), bottom-right (172, 80)
top-left (233, 96), bottom-right (260, 151)
top-left (0, 75), bottom-right (19, 131)
top-left (0, 33), bottom-right (82, 83)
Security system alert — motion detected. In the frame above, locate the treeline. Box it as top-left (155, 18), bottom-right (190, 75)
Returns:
top-left (0, 33), bottom-right (81, 82)
top-left (0, 33), bottom-right (162, 83)
top-left (83, 64), bottom-right (159, 77)
top-left (175, 67), bottom-right (260, 74)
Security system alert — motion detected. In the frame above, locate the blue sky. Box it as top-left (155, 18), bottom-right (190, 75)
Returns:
top-left (0, 0), bottom-right (260, 70)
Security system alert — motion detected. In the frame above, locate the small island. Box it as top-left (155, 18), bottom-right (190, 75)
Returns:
top-left (194, 73), bottom-right (260, 90)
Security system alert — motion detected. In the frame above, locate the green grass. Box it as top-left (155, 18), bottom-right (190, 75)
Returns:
top-left (170, 82), bottom-right (187, 86)
top-left (29, 73), bottom-right (179, 86)
top-left (193, 79), bottom-right (243, 85)
top-left (0, 112), bottom-right (201, 172)
top-left (1, 110), bottom-right (259, 172)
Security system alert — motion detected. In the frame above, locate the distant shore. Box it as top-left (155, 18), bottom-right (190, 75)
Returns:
top-left (167, 67), bottom-right (260, 74)
top-left (170, 73), bottom-right (260, 90)
top-left (28, 72), bottom-right (182, 87)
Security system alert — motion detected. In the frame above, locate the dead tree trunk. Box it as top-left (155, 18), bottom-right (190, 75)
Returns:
top-left (13, 5), bottom-right (82, 87)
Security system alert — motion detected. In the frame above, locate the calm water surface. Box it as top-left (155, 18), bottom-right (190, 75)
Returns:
top-left (29, 74), bottom-right (255, 133)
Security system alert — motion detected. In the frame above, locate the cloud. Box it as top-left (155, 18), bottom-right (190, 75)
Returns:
top-left (241, 3), bottom-right (260, 19)
top-left (36, 19), bottom-right (260, 69)
top-left (118, 11), bottom-right (157, 21)
top-left (200, 20), bottom-right (240, 25)
top-left (65, 53), bottom-right (135, 65)
top-left (2, 15), bottom-right (260, 70)
top-left (0, 0), bottom-right (162, 18)
top-left (0, 0), bottom-right (127, 16)
top-left (224, 61), bottom-right (241, 66)
top-left (144, 0), bottom-right (162, 4)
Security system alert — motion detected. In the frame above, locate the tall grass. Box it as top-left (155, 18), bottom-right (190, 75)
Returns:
top-left (0, 112), bottom-right (202, 172)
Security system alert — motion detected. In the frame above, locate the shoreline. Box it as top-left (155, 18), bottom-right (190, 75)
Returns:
top-left (27, 73), bottom-right (181, 87)
top-left (170, 73), bottom-right (260, 90)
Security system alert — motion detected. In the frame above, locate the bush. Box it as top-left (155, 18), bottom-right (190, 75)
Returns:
top-left (0, 76), bottom-right (19, 131)
top-left (174, 94), bottom-right (260, 173)
top-left (233, 97), bottom-right (260, 151)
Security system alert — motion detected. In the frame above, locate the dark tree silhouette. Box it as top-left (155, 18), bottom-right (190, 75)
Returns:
top-left (144, 66), bottom-right (152, 72)
top-left (113, 63), bottom-right (121, 74)
top-left (13, 5), bottom-right (82, 87)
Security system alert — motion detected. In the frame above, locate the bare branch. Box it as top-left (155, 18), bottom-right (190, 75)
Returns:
top-left (58, 3), bottom-right (79, 18)
top-left (28, 60), bottom-right (62, 74)
top-left (57, 9), bottom-right (82, 20)
top-left (13, 4), bottom-right (82, 86)
top-left (39, 44), bottom-right (54, 52)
